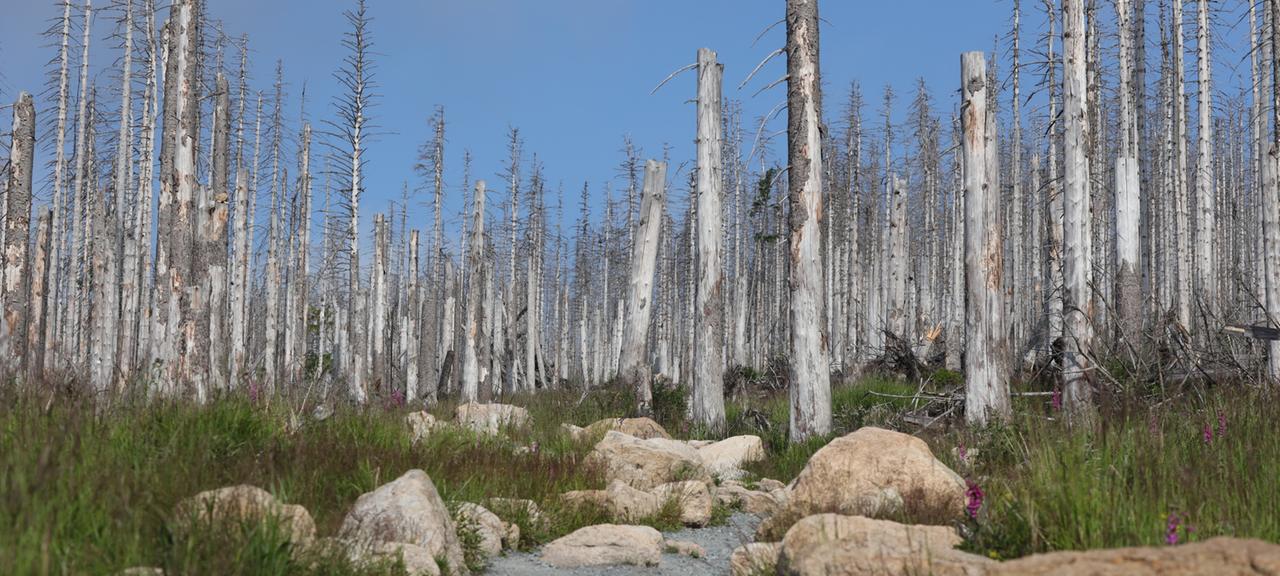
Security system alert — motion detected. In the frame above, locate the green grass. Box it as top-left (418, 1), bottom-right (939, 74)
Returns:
top-left (3, 371), bottom-right (1278, 573)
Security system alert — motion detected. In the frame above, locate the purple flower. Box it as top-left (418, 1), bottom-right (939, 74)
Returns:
top-left (1203, 423), bottom-right (1214, 445)
top-left (1217, 411), bottom-right (1227, 438)
top-left (965, 481), bottom-right (984, 520)
top-left (1166, 513), bottom-right (1182, 545)
top-left (957, 442), bottom-right (969, 464)
top-left (1051, 389), bottom-right (1062, 412)
top-left (248, 380), bottom-right (261, 403)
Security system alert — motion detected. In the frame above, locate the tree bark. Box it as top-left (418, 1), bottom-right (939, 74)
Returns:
top-left (1063, 0), bottom-right (1096, 416)
top-left (3, 93), bottom-right (35, 372)
top-left (619, 160), bottom-right (667, 410)
top-left (693, 47), bottom-right (726, 431)
top-left (786, 0), bottom-right (832, 441)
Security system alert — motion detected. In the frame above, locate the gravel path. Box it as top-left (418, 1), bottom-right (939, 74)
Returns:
top-left (483, 513), bottom-right (762, 576)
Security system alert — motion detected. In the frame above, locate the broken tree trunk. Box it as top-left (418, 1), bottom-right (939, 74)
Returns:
top-left (693, 47), bottom-right (726, 431)
top-left (3, 93), bottom-right (35, 371)
top-left (619, 159), bottom-right (667, 411)
top-left (785, 0), bottom-right (832, 441)
top-left (961, 52), bottom-right (1011, 425)
top-left (461, 181), bottom-right (487, 402)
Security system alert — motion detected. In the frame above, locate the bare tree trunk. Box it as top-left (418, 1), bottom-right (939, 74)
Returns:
top-left (1063, 0), bottom-right (1096, 416)
top-left (28, 210), bottom-right (52, 380)
top-left (886, 175), bottom-right (908, 337)
top-left (786, 0), bottom-right (832, 441)
top-left (43, 0), bottom-right (74, 378)
top-left (3, 93), bottom-right (35, 372)
top-left (961, 53), bottom-right (1011, 425)
top-left (406, 230), bottom-right (420, 401)
top-left (461, 181), bottom-right (487, 402)
top-left (619, 160), bottom-right (667, 410)
top-left (693, 47), bottom-right (726, 431)
top-left (1194, 0), bottom-right (1216, 318)
top-left (1115, 0), bottom-right (1143, 346)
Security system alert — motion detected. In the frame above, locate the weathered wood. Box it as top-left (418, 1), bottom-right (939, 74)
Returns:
top-left (461, 181), bottom-right (487, 402)
top-left (786, 0), bottom-right (832, 441)
top-left (1062, 0), bottom-right (1095, 416)
top-left (3, 93), bottom-right (35, 370)
top-left (693, 47), bottom-right (726, 431)
top-left (619, 159), bottom-right (667, 409)
top-left (960, 53), bottom-right (1010, 425)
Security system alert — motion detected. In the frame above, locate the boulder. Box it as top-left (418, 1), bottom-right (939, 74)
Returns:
top-left (585, 430), bottom-right (712, 491)
top-left (454, 403), bottom-right (529, 436)
top-left (717, 482), bottom-right (785, 517)
top-left (347, 541), bottom-right (443, 576)
top-left (561, 423), bottom-right (588, 442)
top-left (486, 498), bottom-right (546, 528)
top-left (759, 427), bottom-right (965, 539)
top-left (455, 503), bottom-right (519, 558)
top-left (584, 417), bottom-right (672, 440)
top-left (777, 513), bottom-right (990, 576)
top-left (605, 480), bottom-right (662, 522)
top-left (990, 537), bottom-right (1280, 575)
top-left (541, 524), bottom-right (663, 568)
top-left (758, 478), bottom-right (787, 492)
top-left (559, 489), bottom-right (609, 512)
top-left (697, 435), bottom-right (766, 479)
top-left (652, 480), bottom-right (713, 527)
top-left (407, 411), bottom-right (441, 444)
top-left (730, 542), bottom-right (782, 576)
top-left (172, 485), bottom-right (315, 545)
top-left (337, 469), bottom-right (468, 575)
top-left (664, 539), bottom-right (706, 558)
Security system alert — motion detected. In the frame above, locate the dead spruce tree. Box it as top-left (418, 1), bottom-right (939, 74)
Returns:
top-left (1062, 0), bottom-right (1095, 416)
top-left (461, 181), bottom-right (487, 402)
top-left (693, 47), bottom-right (726, 431)
top-left (3, 93), bottom-right (35, 371)
top-left (786, 0), bottom-right (832, 440)
top-left (619, 160), bottom-right (667, 412)
top-left (960, 53), bottom-right (1011, 425)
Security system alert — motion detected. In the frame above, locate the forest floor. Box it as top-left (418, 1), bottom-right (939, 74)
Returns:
top-left (1, 367), bottom-right (1278, 574)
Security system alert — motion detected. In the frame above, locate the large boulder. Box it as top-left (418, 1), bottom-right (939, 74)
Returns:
top-left (172, 485), bottom-right (315, 545)
top-left (991, 537), bottom-right (1280, 575)
top-left (541, 524), bottom-right (663, 568)
top-left (585, 431), bottom-right (712, 491)
top-left (454, 403), bottom-right (529, 436)
top-left (584, 417), bottom-right (672, 440)
top-left (337, 469), bottom-right (468, 575)
top-left (730, 542), bottom-right (782, 576)
top-left (454, 503), bottom-right (519, 559)
top-left (697, 435), bottom-right (766, 480)
top-left (777, 513), bottom-right (990, 576)
top-left (759, 427), bottom-right (965, 540)
top-left (407, 411), bottom-right (442, 444)
top-left (652, 480), bottom-right (713, 527)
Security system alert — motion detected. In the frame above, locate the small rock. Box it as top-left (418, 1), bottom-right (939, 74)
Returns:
top-left (729, 542), bottom-right (781, 576)
top-left (652, 480), bottom-right (713, 527)
top-left (606, 480), bottom-right (662, 522)
top-left (311, 404), bottom-right (333, 421)
top-left (117, 568), bottom-right (164, 576)
top-left (455, 503), bottom-right (519, 559)
top-left (584, 417), bottom-right (672, 440)
top-left (337, 469), bottom-right (468, 575)
top-left (697, 435), bottom-right (766, 480)
top-left (716, 482), bottom-right (785, 517)
top-left (347, 541), bottom-right (443, 576)
top-left (541, 524), bottom-right (663, 568)
top-left (172, 485), bottom-right (315, 545)
top-left (664, 539), bottom-right (706, 558)
top-left (454, 403), bottom-right (530, 436)
top-left (561, 423), bottom-right (588, 442)
top-left (406, 411), bottom-right (440, 444)
top-left (585, 431), bottom-right (712, 491)
top-left (757, 478), bottom-right (787, 492)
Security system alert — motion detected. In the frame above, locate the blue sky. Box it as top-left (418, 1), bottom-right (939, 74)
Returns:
top-left (0, 1), bottom-right (1252, 253)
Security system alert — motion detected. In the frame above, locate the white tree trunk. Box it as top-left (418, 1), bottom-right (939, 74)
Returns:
top-left (461, 181), bottom-right (487, 402)
top-left (619, 160), bottom-right (667, 409)
top-left (786, 0), bottom-right (832, 441)
top-left (1063, 0), bottom-right (1095, 416)
top-left (693, 47), bottom-right (726, 431)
